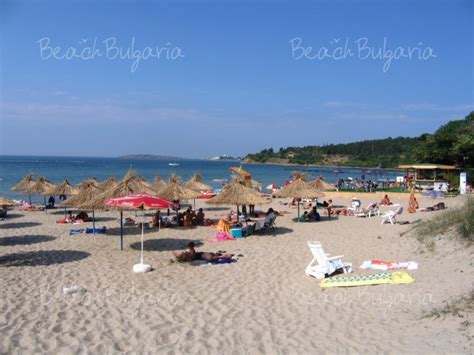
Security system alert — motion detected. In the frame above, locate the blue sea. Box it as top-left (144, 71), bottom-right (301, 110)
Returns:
top-left (0, 156), bottom-right (400, 202)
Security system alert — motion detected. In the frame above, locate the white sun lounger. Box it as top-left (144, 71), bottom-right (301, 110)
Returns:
top-left (355, 203), bottom-right (379, 218)
top-left (380, 206), bottom-right (404, 225)
top-left (305, 241), bottom-right (352, 279)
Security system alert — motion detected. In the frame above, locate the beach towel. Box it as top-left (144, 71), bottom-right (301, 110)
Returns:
top-left (215, 219), bottom-right (230, 233)
top-left (320, 271), bottom-right (415, 288)
top-left (207, 231), bottom-right (235, 242)
top-left (360, 260), bottom-right (418, 271)
top-left (69, 229), bottom-right (85, 235)
top-left (191, 258), bottom-right (237, 266)
top-left (85, 227), bottom-right (107, 234)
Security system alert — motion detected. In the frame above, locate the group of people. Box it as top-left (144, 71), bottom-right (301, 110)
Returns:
top-left (57, 210), bottom-right (91, 224)
top-left (215, 207), bottom-right (278, 235)
top-left (336, 178), bottom-right (379, 192)
top-left (151, 207), bottom-right (207, 228)
top-left (299, 206), bottom-right (321, 222)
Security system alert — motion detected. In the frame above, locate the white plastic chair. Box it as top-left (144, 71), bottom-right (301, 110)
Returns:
top-left (381, 206), bottom-right (404, 225)
top-left (305, 241), bottom-right (352, 279)
top-left (355, 203), bottom-right (379, 218)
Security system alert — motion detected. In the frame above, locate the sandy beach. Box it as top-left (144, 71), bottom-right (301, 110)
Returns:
top-left (0, 194), bottom-right (472, 354)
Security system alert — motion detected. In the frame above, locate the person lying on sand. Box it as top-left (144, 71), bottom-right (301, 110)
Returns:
top-left (419, 202), bottom-right (446, 212)
top-left (172, 242), bottom-right (233, 262)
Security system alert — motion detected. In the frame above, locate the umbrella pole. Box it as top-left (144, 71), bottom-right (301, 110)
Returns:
top-left (28, 194), bottom-right (32, 205)
top-left (93, 210), bottom-right (96, 235)
top-left (64, 205), bottom-right (67, 218)
top-left (297, 200), bottom-right (300, 221)
top-left (193, 199), bottom-right (196, 210)
top-left (141, 211), bottom-right (145, 264)
top-left (120, 209), bottom-right (124, 251)
top-left (43, 195), bottom-right (47, 214)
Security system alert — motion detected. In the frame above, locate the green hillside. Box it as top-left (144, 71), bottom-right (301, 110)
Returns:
top-left (246, 112), bottom-right (474, 169)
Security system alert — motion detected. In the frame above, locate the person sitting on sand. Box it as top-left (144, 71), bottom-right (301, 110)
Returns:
top-left (65, 211), bottom-right (76, 223)
top-left (76, 211), bottom-right (91, 222)
top-left (299, 211), bottom-right (310, 222)
top-left (308, 206), bottom-right (321, 221)
top-left (380, 194), bottom-right (392, 205)
top-left (264, 208), bottom-right (277, 224)
top-left (216, 218), bottom-right (230, 232)
top-left (172, 242), bottom-right (233, 262)
top-left (183, 209), bottom-right (192, 227)
top-left (195, 208), bottom-right (205, 225)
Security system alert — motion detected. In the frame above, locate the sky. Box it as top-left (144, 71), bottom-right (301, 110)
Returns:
top-left (0, 0), bottom-right (472, 158)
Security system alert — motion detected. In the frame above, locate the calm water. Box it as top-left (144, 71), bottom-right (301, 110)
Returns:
top-left (0, 156), bottom-right (399, 202)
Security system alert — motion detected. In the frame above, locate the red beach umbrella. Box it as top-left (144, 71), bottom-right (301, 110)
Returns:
top-left (106, 193), bottom-right (173, 209)
top-left (197, 191), bottom-right (216, 199)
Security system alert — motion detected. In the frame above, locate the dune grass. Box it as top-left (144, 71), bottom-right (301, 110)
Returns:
top-left (423, 290), bottom-right (474, 320)
top-left (409, 197), bottom-right (473, 250)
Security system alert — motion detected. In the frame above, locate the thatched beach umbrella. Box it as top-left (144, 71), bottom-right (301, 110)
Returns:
top-left (276, 174), bottom-right (325, 220)
top-left (45, 179), bottom-right (80, 216)
top-left (78, 177), bottom-right (99, 189)
top-left (60, 182), bottom-right (103, 231)
top-left (206, 177), bottom-right (269, 215)
top-left (0, 196), bottom-right (16, 207)
top-left (151, 176), bottom-right (167, 193)
top-left (157, 174), bottom-right (201, 201)
top-left (185, 173), bottom-right (212, 191)
top-left (24, 177), bottom-right (55, 212)
top-left (81, 171), bottom-right (156, 249)
top-left (98, 176), bottom-right (118, 190)
top-left (185, 174), bottom-right (212, 209)
top-left (309, 177), bottom-right (335, 191)
top-left (11, 173), bottom-right (36, 204)
top-left (45, 179), bottom-right (79, 196)
top-left (61, 182), bottom-right (103, 208)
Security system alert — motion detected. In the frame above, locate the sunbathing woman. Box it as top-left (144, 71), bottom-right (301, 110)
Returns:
top-left (172, 242), bottom-right (233, 262)
top-left (380, 194), bottom-right (392, 205)
top-left (419, 202), bottom-right (446, 212)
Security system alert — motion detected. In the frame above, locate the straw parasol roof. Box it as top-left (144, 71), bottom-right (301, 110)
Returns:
top-left (309, 177), bottom-right (334, 191)
top-left (11, 173), bottom-right (36, 192)
top-left (45, 179), bottom-right (79, 195)
top-left (152, 176), bottom-right (167, 193)
top-left (276, 175), bottom-right (325, 199)
top-left (77, 171), bottom-right (155, 210)
top-left (98, 176), bottom-right (117, 190)
top-left (60, 182), bottom-right (103, 208)
top-left (185, 173), bottom-right (212, 191)
top-left (124, 171), bottom-right (155, 195)
top-left (23, 177), bottom-right (55, 196)
top-left (206, 177), bottom-right (269, 206)
top-left (156, 174), bottom-right (201, 201)
top-left (0, 196), bottom-right (16, 207)
top-left (78, 177), bottom-right (100, 189)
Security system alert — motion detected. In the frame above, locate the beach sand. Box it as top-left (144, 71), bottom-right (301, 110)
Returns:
top-left (0, 195), bottom-right (472, 354)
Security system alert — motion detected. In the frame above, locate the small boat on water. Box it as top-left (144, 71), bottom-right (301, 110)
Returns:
top-left (168, 163), bottom-right (180, 166)
top-left (212, 178), bottom-right (228, 183)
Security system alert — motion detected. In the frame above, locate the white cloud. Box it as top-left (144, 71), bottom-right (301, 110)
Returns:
top-left (400, 103), bottom-right (474, 112)
top-left (0, 101), bottom-right (205, 125)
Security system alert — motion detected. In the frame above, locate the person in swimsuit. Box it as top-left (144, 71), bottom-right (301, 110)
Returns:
top-left (172, 242), bottom-right (233, 262)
